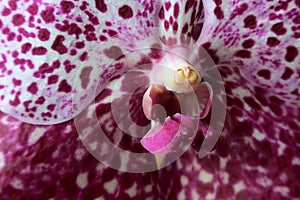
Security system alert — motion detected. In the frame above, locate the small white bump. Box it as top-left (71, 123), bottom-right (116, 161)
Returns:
top-left (199, 170), bottom-right (213, 183)
top-left (28, 128), bottom-right (44, 145)
top-left (104, 179), bottom-right (117, 194)
top-left (0, 152), bottom-right (5, 170)
top-left (178, 190), bottom-right (186, 200)
top-left (76, 172), bottom-right (88, 189)
top-left (126, 183), bottom-right (137, 197)
top-left (180, 175), bottom-right (188, 186)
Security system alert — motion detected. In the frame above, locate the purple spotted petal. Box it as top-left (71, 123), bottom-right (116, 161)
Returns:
top-left (200, 0), bottom-right (300, 104)
top-left (0, 0), bottom-right (158, 124)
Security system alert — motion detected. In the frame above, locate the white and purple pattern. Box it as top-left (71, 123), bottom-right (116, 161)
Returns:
top-left (0, 0), bottom-right (299, 199)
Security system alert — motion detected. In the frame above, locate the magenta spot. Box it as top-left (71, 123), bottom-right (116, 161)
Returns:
top-left (2, 7), bottom-right (11, 16)
top-left (243, 15), bottom-right (257, 29)
top-left (118, 5), bottom-right (133, 19)
top-left (9, 92), bottom-right (21, 106)
top-left (27, 4), bottom-right (38, 15)
top-left (47, 104), bottom-right (56, 111)
top-left (84, 24), bottom-right (95, 32)
top-left (99, 35), bottom-right (107, 41)
top-left (79, 52), bottom-right (88, 61)
top-left (75, 41), bottom-right (85, 49)
top-left (281, 67), bottom-right (293, 80)
top-left (27, 82), bottom-right (38, 94)
top-left (285, 46), bottom-right (298, 62)
top-left (271, 22), bottom-right (287, 35)
top-left (32, 46), bottom-right (47, 55)
top-left (51, 35), bottom-right (68, 55)
top-left (296, 0), bottom-right (300, 8)
top-left (8, 1), bottom-right (17, 10)
top-left (173, 3), bottom-right (179, 19)
top-left (107, 29), bottom-right (117, 37)
top-left (0, 20), bottom-right (3, 28)
top-left (38, 28), bottom-right (50, 41)
top-left (234, 50), bottom-right (251, 58)
top-left (12, 78), bottom-right (22, 86)
top-left (184, 0), bottom-right (194, 13)
top-left (48, 75), bottom-right (59, 85)
top-left (257, 69), bottom-right (271, 80)
top-left (158, 7), bottom-right (164, 19)
top-left (243, 97), bottom-right (261, 110)
top-left (60, 1), bottom-right (75, 14)
top-left (12, 14), bottom-right (25, 26)
top-left (173, 21), bottom-right (178, 32)
top-left (7, 32), bottom-right (16, 41)
top-left (35, 96), bottom-right (45, 104)
top-left (41, 7), bottom-right (55, 23)
top-left (70, 49), bottom-right (77, 55)
top-left (165, 2), bottom-right (171, 11)
top-left (266, 37), bottom-right (280, 47)
top-left (214, 7), bottom-right (224, 20)
top-left (181, 23), bottom-right (189, 34)
top-left (58, 80), bottom-right (72, 93)
top-left (242, 39), bottom-right (255, 48)
top-left (104, 46), bottom-right (124, 59)
top-left (80, 67), bottom-right (93, 89)
top-left (95, 0), bottom-right (107, 13)
top-left (164, 20), bottom-right (169, 30)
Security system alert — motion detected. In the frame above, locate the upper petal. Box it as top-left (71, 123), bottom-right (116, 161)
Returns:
top-left (200, 0), bottom-right (300, 104)
top-left (0, 0), bottom-right (160, 124)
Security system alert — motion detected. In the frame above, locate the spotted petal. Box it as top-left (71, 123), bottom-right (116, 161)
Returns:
top-left (0, 0), bottom-right (159, 124)
top-left (200, 0), bottom-right (300, 104)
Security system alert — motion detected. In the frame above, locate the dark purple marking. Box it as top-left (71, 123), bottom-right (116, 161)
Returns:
top-left (60, 1), bottom-right (75, 14)
top-left (281, 67), bottom-right (293, 80)
top-left (27, 82), bottom-right (38, 94)
top-left (164, 20), bottom-right (169, 30)
top-left (47, 75), bottom-right (59, 85)
top-left (173, 3), bottom-right (179, 19)
top-left (38, 28), bottom-right (50, 41)
top-left (27, 4), bottom-right (38, 15)
top-left (214, 7), bottom-right (224, 20)
top-left (75, 41), bottom-right (85, 49)
top-left (99, 35), bottom-right (107, 41)
top-left (104, 46), bottom-right (124, 59)
top-left (243, 97), bottom-right (261, 110)
top-left (242, 39), bottom-right (255, 49)
top-left (185, 0), bottom-right (195, 13)
top-left (79, 52), bottom-right (88, 61)
top-left (181, 23), bottom-right (189, 34)
top-left (244, 15), bottom-right (257, 29)
top-left (214, 0), bottom-right (222, 6)
top-left (173, 21), bottom-right (178, 32)
top-left (9, 1), bottom-right (17, 10)
top-left (64, 63), bottom-right (75, 73)
top-left (271, 22), bottom-right (287, 35)
top-left (159, 7), bottom-right (164, 19)
top-left (118, 5), bottom-right (133, 19)
top-left (0, 20), bottom-right (3, 28)
top-left (165, 2), bottom-right (171, 11)
top-left (257, 69), bottom-right (271, 80)
top-left (35, 96), bottom-right (45, 105)
top-left (2, 7), bottom-right (11, 16)
top-left (95, 0), bottom-right (107, 13)
top-left (107, 29), bottom-right (118, 37)
top-left (12, 14), bottom-right (25, 26)
top-left (41, 7), bottom-right (55, 23)
top-left (234, 50), bottom-right (251, 58)
top-left (9, 92), bottom-right (20, 106)
top-left (51, 35), bottom-right (68, 55)
top-left (230, 3), bottom-right (248, 20)
top-left (58, 80), bottom-right (72, 93)
top-left (296, 0), bottom-right (300, 8)
top-left (7, 32), bottom-right (16, 41)
top-left (266, 37), bottom-right (280, 47)
top-left (12, 78), bottom-right (22, 86)
top-left (79, 67), bottom-right (93, 89)
top-left (32, 46), bottom-right (47, 55)
top-left (47, 104), bottom-right (56, 111)
top-left (285, 46), bottom-right (298, 62)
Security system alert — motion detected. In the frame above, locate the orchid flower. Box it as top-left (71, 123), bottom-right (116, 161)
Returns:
top-left (0, 0), bottom-right (299, 199)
